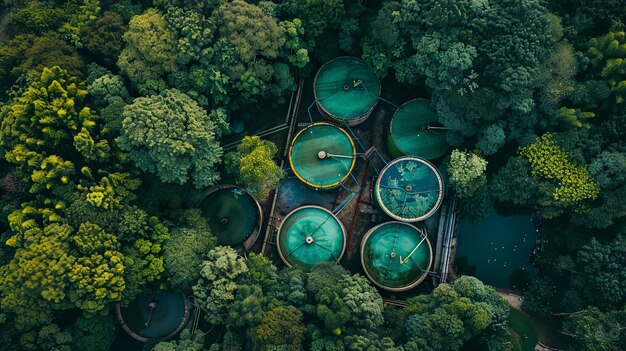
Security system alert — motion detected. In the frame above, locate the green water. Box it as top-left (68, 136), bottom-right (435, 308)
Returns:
top-left (120, 293), bottom-right (186, 340)
top-left (361, 222), bottom-right (431, 290)
top-left (388, 99), bottom-right (449, 160)
top-left (289, 124), bottom-right (355, 188)
top-left (456, 212), bottom-right (537, 288)
top-left (199, 187), bottom-right (260, 247)
top-left (278, 206), bottom-right (345, 271)
top-left (314, 57), bottom-right (380, 120)
top-left (375, 157), bottom-right (444, 222)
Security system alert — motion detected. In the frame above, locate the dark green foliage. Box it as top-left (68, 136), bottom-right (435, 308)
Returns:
top-left (570, 236), bottom-right (626, 310)
top-left (403, 276), bottom-right (511, 351)
top-left (1, 1), bottom-right (625, 350)
top-left (523, 278), bottom-right (556, 317)
top-left (80, 11), bottom-right (127, 66)
top-left (164, 210), bottom-right (217, 291)
top-left (363, 0), bottom-right (555, 153)
top-left (153, 330), bottom-right (205, 351)
top-left (562, 307), bottom-right (626, 351)
top-left (252, 306), bottom-right (305, 351)
top-left (0, 34), bottom-right (84, 98)
top-left (117, 8), bottom-right (178, 95)
top-left (279, 0), bottom-right (344, 47)
top-left (11, 2), bottom-right (69, 34)
top-left (117, 89), bottom-right (223, 188)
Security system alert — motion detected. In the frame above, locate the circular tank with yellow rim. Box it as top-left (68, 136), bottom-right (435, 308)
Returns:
top-left (277, 206), bottom-right (346, 271)
top-left (314, 56), bottom-right (381, 126)
top-left (374, 156), bottom-right (444, 222)
top-left (361, 222), bottom-right (432, 291)
top-left (288, 122), bottom-right (356, 190)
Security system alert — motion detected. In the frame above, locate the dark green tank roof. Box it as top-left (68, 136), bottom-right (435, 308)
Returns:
top-left (361, 222), bottom-right (432, 291)
top-left (375, 156), bottom-right (444, 222)
top-left (388, 99), bottom-right (449, 159)
top-left (198, 185), bottom-right (262, 248)
top-left (314, 56), bottom-right (381, 120)
top-left (277, 206), bottom-right (346, 271)
top-left (289, 122), bottom-right (356, 189)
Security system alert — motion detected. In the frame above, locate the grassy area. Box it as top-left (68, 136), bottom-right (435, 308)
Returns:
top-left (508, 307), bottom-right (538, 351)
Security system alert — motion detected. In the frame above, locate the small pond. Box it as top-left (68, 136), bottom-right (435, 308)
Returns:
top-left (455, 211), bottom-right (538, 289)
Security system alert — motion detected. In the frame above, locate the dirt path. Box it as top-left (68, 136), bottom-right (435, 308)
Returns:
top-left (499, 290), bottom-right (524, 309)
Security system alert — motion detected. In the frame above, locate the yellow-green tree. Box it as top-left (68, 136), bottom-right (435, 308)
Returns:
top-left (588, 30), bottom-right (626, 106)
top-left (225, 136), bottom-right (284, 201)
top-left (520, 133), bottom-right (600, 209)
top-left (447, 150), bottom-right (487, 199)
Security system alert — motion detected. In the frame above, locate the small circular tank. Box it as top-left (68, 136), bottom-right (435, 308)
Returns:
top-left (374, 156), bottom-right (444, 222)
top-left (198, 185), bottom-right (262, 250)
top-left (116, 292), bottom-right (191, 342)
top-left (387, 99), bottom-right (449, 159)
top-left (289, 122), bottom-right (356, 190)
top-left (277, 205), bottom-right (346, 271)
top-left (314, 56), bottom-right (381, 126)
top-left (361, 222), bottom-right (433, 291)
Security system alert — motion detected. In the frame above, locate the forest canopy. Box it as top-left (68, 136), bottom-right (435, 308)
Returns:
top-left (0, 0), bottom-right (625, 350)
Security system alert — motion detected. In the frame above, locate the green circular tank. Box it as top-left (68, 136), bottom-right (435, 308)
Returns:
top-left (375, 156), bottom-right (444, 222)
top-left (277, 205), bottom-right (346, 271)
top-left (361, 222), bottom-right (432, 291)
top-left (314, 56), bottom-right (381, 126)
top-left (289, 122), bottom-right (356, 190)
top-left (116, 292), bottom-right (191, 342)
top-left (198, 185), bottom-right (262, 250)
top-left (387, 99), bottom-right (449, 159)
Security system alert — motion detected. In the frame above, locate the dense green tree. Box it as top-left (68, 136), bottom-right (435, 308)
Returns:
top-left (0, 34), bottom-right (84, 98)
top-left (253, 306), bottom-right (305, 351)
top-left (153, 0), bottom-right (219, 15)
top-left (80, 11), bottom-right (127, 66)
top-left (153, 330), bottom-right (205, 351)
top-left (362, 0), bottom-right (556, 152)
top-left (164, 7), bottom-right (215, 66)
top-left (71, 314), bottom-right (115, 351)
top-left (163, 210), bottom-right (217, 291)
top-left (570, 236), bottom-right (626, 310)
top-left (403, 276), bottom-right (510, 351)
top-left (447, 150), bottom-right (488, 199)
top-left (562, 307), bottom-right (625, 351)
top-left (225, 136), bottom-right (284, 201)
top-left (523, 278), bottom-right (556, 317)
top-left (11, 2), bottom-right (69, 34)
top-left (193, 246), bottom-right (248, 325)
top-left (208, 0), bottom-right (291, 105)
top-left (279, 0), bottom-right (344, 47)
top-left (520, 133), bottom-right (600, 215)
top-left (117, 9), bottom-right (178, 95)
top-left (117, 89), bottom-right (223, 188)
top-left (87, 72), bottom-right (130, 109)
top-left (587, 31), bottom-right (626, 107)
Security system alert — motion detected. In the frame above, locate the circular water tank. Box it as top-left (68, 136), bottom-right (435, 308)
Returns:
top-left (289, 122), bottom-right (356, 190)
top-left (277, 205), bottom-right (346, 271)
top-left (314, 56), bottom-right (381, 126)
top-left (116, 292), bottom-right (190, 342)
top-left (198, 185), bottom-right (262, 250)
top-left (388, 99), bottom-right (449, 159)
top-left (361, 222), bottom-right (432, 291)
top-left (374, 156), bottom-right (444, 222)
